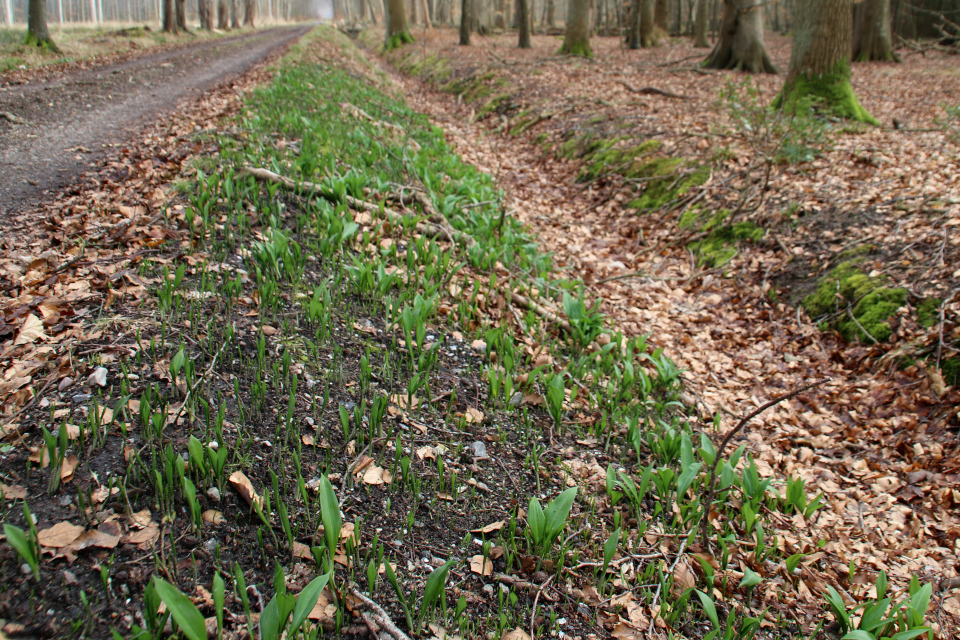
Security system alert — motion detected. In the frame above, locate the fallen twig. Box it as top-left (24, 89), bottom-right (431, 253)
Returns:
top-left (647, 534), bottom-right (690, 631)
top-left (618, 80), bottom-right (690, 100)
top-left (350, 588), bottom-right (413, 640)
top-left (699, 380), bottom-right (828, 552)
top-left (237, 167), bottom-right (476, 247)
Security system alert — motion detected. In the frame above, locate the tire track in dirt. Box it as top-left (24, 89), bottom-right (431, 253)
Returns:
top-left (0, 24), bottom-right (312, 216)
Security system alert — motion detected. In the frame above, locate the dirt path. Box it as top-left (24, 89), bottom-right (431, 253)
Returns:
top-left (0, 24), bottom-right (311, 215)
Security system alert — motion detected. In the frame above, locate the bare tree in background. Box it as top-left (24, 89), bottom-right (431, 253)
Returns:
top-left (459, 0), bottom-right (470, 42)
top-left (25, 0), bottom-right (58, 49)
top-left (703, 0), bottom-right (777, 72)
top-left (694, 0), bottom-right (708, 46)
top-left (163, 0), bottom-right (178, 32)
top-left (854, 0), bottom-right (899, 61)
top-left (244, 0), bottom-right (255, 25)
top-left (517, 0), bottom-right (530, 46)
top-left (218, 0), bottom-right (229, 27)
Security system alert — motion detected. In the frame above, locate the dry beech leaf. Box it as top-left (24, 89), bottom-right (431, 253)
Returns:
top-left (28, 447), bottom-right (50, 468)
top-left (202, 509), bottom-right (224, 525)
top-left (464, 407), bottom-right (484, 424)
top-left (229, 470), bottom-right (263, 509)
top-left (129, 509), bottom-right (153, 528)
top-left (61, 529), bottom-right (120, 554)
top-left (0, 483), bottom-right (27, 499)
top-left (14, 314), bottom-right (47, 346)
top-left (503, 628), bottom-right (531, 640)
top-left (60, 454), bottom-right (79, 482)
top-left (302, 434), bottom-right (315, 446)
top-left (124, 526), bottom-right (159, 546)
top-left (469, 555), bottom-right (493, 576)
top-left (470, 521), bottom-right (504, 534)
top-left (361, 464), bottom-right (387, 485)
top-left (292, 541), bottom-right (313, 559)
top-left (261, 325), bottom-right (278, 336)
top-left (38, 521), bottom-right (85, 548)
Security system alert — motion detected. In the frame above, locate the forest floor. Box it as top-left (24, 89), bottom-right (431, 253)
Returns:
top-left (0, 21), bottom-right (959, 640)
top-left (373, 26), bottom-right (960, 632)
top-left (0, 24), bottom-right (311, 214)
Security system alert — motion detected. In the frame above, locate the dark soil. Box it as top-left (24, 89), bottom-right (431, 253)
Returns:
top-left (0, 25), bottom-right (312, 217)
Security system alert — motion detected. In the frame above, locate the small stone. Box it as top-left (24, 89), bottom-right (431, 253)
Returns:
top-left (468, 441), bottom-right (487, 459)
top-left (508, 392), bottom-right (523, 406)
top-left (304, 417), bottom-right (315, 427)
top-left (39, 397), bottom-right (49, 409)
top-left (72, 393), bottom-right (91, 403)
top-left (482, 584), bottom-right (494, 598)
top-left (207, 441), bottom-right (219, 451)
top-left (58, 377), bottom-right (74, 393)
top-left (63, 570), bottom-right (79, 585)
top-left (206, 487), bottom-right (221, 502)
top-left (475, 481), bottom-right (491, 492)
top-left (60, 494), bottom-right (73, 507)
top-left (204, 538), bottom-right (219, 552)
top-left (87, 367), bottom-right (108, 388)
top-left (20, 563), bottom-right (32, 575)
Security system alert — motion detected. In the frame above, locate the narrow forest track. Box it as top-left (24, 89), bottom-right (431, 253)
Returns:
top-left (0, 24), bottom-right (312, 215)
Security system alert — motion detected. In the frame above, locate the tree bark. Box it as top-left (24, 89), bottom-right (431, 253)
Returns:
top-left (243, 0), bottom-right (255, 25)
top-left (459, 0), bottom-right (470, 42)
top-left (163, 0), bottom-right (178, 32)
top-left (703, 0), bottom-right (777, 72)
top-left (386, 0), bottom-right (413, 47)
top-left (518, 0), bottom-right (531, 46)
top-left (25, 0), bottom-right (58, 49)
top-left (560, 0), bottom-right (591, 55)
top-left (653, 0), bottom-right (666, 31)
top-left (627, 0), bottom-right (641, 47)
top-left (218, 0), bottom-right (228, 27)
top-left (640, 0), bottom-right (656, 45)
top-left (853, 0), bottom-right (899, 62)
top-left (545, 0), bottom-right (554, 27)
top-left (694, 0), bottom-right (708, 46)
top-left (774, 0), bottom-right (878, 124)
top-left (176, 0), bottom-right (187, 30)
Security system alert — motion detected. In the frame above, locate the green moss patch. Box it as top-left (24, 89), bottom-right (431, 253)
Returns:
top-left (578, 139), bottom-right (661, 181)
top-left (688, 221), bottom-right (764, 267)
top-left (627, 159), bottom-right (709, 210)
top-left (802, 261), bottom-right (906, 343)
top-left (942, 358), bottom-right (960, 388)
top-left (679, 207), bottom-right (728, 231)
top-left (917, 298), bottom-right (942, 328)
top-left (772, 63), bottom-right (879, 126)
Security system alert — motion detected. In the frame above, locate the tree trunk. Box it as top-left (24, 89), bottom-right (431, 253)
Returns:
top-left (545, 0), bottom-right (554, 27)
top-left (231, 0), bottom-right (240, 27)
top-left (386, 0), bottom-right (413, 47)
top-left (774, 0), bottom-right (878, 124)
top-left (218, 0), bottom-right (228, 27)
top-left (694, 0), bottom-right (708, 45)
top-left (163, 0), bottom-right (178, 31)
top-left (176, 0), bottom-right (187, 29)
top-left (518, 0), bottom-right (531, 46)
top-left (640, 0), bottom-right (656, 45)
top-left (653, 0), bottom-right (666, 31)
top-left (243, 0), bottom-right (254, 25)
top-left (25, 0), bottom-right (57, 49)
top-left (198, 0), bottom-right (209, 28)
top-left (853, 0), bottom-right (899, 62)
top-left (459, 0), bottom-right (470, 42)
top-left (703, 0), bottom-right (777, 72)
top-left (627, 0), bottom-right (641, 47)
top-left (560, 0), bottom-right (591, 55)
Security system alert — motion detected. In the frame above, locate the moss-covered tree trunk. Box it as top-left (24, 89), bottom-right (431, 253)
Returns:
top-left (694, 0), bottom-right (708, 46)
top-left (640, 0), bottom-right (656, 46)
top-left (703, 0), bottom-right (776, 72)
top-left (560, 0), bottom-right (591, 55)
top-left (25, 0), bottom-right (58, 49)
top-left (459, 0), bottom-right (470, 44)
top-left (853, 0), bottom-right (899, 62)
top-left (386, 0), bottom-right (413, 48)
top-left (774, 0), bottom-right (878, 124)
top-left (517, 0), bottom-right (531, 47)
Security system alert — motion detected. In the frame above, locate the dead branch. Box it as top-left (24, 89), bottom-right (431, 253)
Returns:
top-left (1, 112), bottom-right (28, 125)
top-left (699, 379), bottom-right (829, 552)
top-left (350, 588), bottom-right (413, 640)
top-left (237, 167), bottom-right (476, 248)
top-left (618, 80), bottom-right (690, 100)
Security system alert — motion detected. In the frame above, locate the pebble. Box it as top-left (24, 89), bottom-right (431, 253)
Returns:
top-left (208, 441), bottom-right (219, 451)
top-left (72, 394), bottom-right (91, 403)
top-left (20, 563), bottom-right (32, 575)
top-left (482, 584), bottom-right (494, 598)
top-left (204, 538), bottom-right (219, 552)
top-left (58, 377), bottom-right (73, 392)
top-left (304, 417), bottom-right (315, 427)
top-left (38, 398), bottom-right (49, 409)
top-left (87, 367), bottom-right (108, 388)
top-left (206, 487), bottom-right (221, 502)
